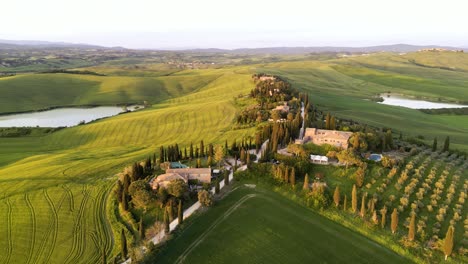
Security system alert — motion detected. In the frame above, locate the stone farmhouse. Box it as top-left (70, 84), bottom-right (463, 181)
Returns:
top-left (151, 168), bottom-right (211, 190)
top-left (303, 128), bottom-right (353, 149)
top-left (274, 102), bottom-right (290, 113)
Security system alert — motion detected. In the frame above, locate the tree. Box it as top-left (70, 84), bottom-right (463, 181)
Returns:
top-left (164, 209), bottom-right (170, 234)
top-left (336, 149), bottom-right (362, 169)
top-left (200, 140), bottom-right (205, 157)
top-left (355, 164), bottom-right (367, 188)
top-left (196, 158), bottom-right (201, 168)
top-left (198, 190), bottom-right (213, 207)
top-left (443, 226), bottom-right (454, 260)
top-left (189, 142), bottom-right (194, 159)
top-left (246, 152), bottom-right (251, 165)
top-left (408, 213), bottom-right (415, 241)
top-left (343, 195), bottom-right (348, 211)
top-left (330, 116), bottom-right (336, 130)
top-left (215, 179), bottom-right (220, 194)
top-left (443, 136), bottom-right (450, 152)
top-left (121, 229), bottom-right (128, 259)
top-left (290, 167), bottom-right (295, 186)
top-left (303, 173), bottom-right (309, 190)
top-left (391, 208), bottom-right (398, 234)
top-left (122, 192), bottom-right (128, 211)
top-left (432, 137), bottom-right (438, 152)
top-left (325, 113), bottom-right (331, 129)
top-left (178, 199), bottom-right (183, 224)
top-left (123, 174), bottom-right (131, 195)
top-left (115, 181), bottom-right (124, 203)
top-left (128, 180), bottom-right (154, 210)
top-left (352, 184), bottom-right (358, 213)
top-left (360, 193), bottom-right (367, 218)
top-left (167, 179), bottom-right (187, 199)
top-left (214, 145), bottom-right (224, 169)
top-left (380, 206), bottom-right (387, 229)
top-left (333, 186), bottom-right (340, 208)
top-left (139, 217), bottom-right (144, 239)
top-left (207, 156), bottom-right (212, 166)
top-left (224, 170), bottom-right (230, 186)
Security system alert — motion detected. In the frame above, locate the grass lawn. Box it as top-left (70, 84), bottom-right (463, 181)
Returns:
top-left (151, 185), bottom-right (409, 264)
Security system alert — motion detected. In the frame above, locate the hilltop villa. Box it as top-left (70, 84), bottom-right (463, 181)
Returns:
top-left (151, 168), bottom-right (212, 190)
top-left (303, 128), bottom-right (353, 149)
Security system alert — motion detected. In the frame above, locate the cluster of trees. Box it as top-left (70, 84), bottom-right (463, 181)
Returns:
top-left (432, 136), bottom-right (450, 152)
top-left (272, 164), bottom-right (296, 186)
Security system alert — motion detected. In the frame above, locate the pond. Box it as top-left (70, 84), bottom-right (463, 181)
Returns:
top-left (0, 105), bottom-right (142, 127)
top-left (378, 93), bottom-right (468, 109)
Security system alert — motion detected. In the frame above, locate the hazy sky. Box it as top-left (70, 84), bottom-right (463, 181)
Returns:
top-left (1, 0), bottom-right (467, 49)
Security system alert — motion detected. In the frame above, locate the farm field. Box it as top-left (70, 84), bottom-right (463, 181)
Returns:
top-left (0, 51), bottom-right (467, 263)
top-left (0, 67), bottom-right (257, 263)
top-left (149, 186), bottom-right (408, 264)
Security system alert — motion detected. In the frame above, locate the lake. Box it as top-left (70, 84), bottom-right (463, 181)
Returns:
top-left (378, 93), bottom-right (468, 109)
top-left (0, 105), bottom-right (142, 127)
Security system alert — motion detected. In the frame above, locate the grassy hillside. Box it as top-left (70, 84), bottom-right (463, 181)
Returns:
top-left (150, 186), bottom-right (409, 264)
top-left (0, 72), bottom-right (220, 113)
top-left (259, 52), bottom-right (468, 150)
top-left (0, 67), bottom-right (257, 263)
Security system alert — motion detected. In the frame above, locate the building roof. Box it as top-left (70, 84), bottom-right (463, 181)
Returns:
top-left (166, 168), bottom-right (211, 175)
top-left (151, 173), bottom-right (187, 189)
top-left (304, 128), bottom-right (353, 141)
top-left (310, 155), bottom-right (328, 161)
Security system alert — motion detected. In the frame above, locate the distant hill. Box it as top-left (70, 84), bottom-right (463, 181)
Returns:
top-left (0, 39), bottom-right (106, 49)
top-left (187, 44), bottom-right (467, 54)
top-left (0, 39), bottom-right (466, 54)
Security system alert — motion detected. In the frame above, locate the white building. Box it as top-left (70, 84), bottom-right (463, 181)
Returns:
top-left (310, 155), bottom-right (329, 164)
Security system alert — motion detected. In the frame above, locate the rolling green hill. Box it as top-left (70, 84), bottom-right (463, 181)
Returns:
top-left (0, 51), bottom-right (467, 263)
top-left (259, 52), bottom-right (468, 150)
top-left (0, 67), bottom-right (257, 263)
top-left (149, 186), bottom-right (409, 264)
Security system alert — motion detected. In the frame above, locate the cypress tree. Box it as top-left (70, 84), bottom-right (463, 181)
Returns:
top-left (139, 217), bottom-right (144, 239)
top-left (432, 137), bottom-right (438, 152)
top-left (360, 193), bottom-right (367, 218)
top-left (164, 209), bottom-right (170, 234)
top-left (200, 140), bottom-right (205, 157)
top-left (121, 229), bottom-right (128, 259)
top-left (234, 157), bottom-right (237, 171)
top-left (333, 186), bottom-right (340, 208)
top-left (408, 213), bottom-right (415, 241)
top-left (189, 142), bottom-right (194, 159)
top-left (391, 208), bottom-right (398, 234)
top-left (196, 158), bottom-right (201, 168)
top-left (215, 179), bottom-right (220, 194)
top-left (246, 151), bottom-right (251, 165)
top-left (290, 167), bottom-right (295, 186)
top-left (178, 199), bottom-right (183, 224)
top-left (123, 174), bottom-right (131, 194)
top-left (115, 181), bottom-right (123, 203)
top-left (352, 184), bottom-right (358, 213)
top-left (380, 206), bottom-right (387, 229)
top-left (207, 156), bottom-right (212, 166)
top-left (343, 195), bottom-right (348, 211)
top-left (224, 171), bottom-right (229, 185)
top-left (325, 113), bottom-right (331, 130)
top-left (303, 173), bottom-right (309, 190)
top-left (122, 192), bottom-right (128, 211)
top-left (443, 226), bottom-right (454, 260)
top-left (443, 136), bottom-right (450, 152)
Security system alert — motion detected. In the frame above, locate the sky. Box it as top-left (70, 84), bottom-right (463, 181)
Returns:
top-left (1, 0), bottom-right (467, 49)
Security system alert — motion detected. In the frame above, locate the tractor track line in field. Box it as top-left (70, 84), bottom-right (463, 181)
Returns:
top-left (175, 194), bottom-right (257, 264)
top-left (25, 194), bottom-right (36, 264)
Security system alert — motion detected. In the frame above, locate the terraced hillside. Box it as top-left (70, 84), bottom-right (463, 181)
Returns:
top-left (0, 67), bottom-right (257, 263)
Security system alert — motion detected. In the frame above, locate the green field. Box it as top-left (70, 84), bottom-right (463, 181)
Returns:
top-left (150, 185), bottom-right (409, 264)
top-left (0, 51), bottom-right (467, 262)
top-left (259, 52), bottom-right (468, 150)
top-left (0, 67), bottom-right (257, 263)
